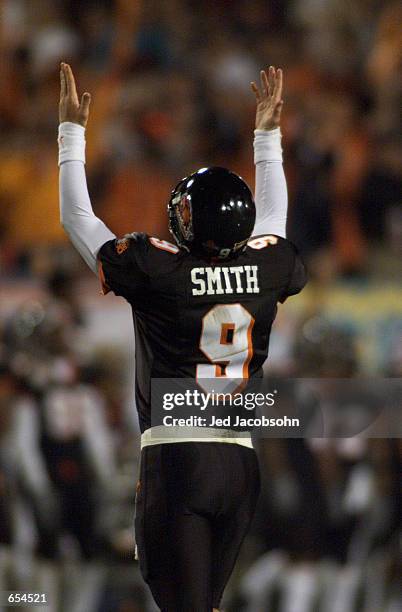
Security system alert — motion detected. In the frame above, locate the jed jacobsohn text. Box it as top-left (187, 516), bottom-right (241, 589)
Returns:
top-left (162, 389), bottom-right (276, 411)
top-left (163, 414), bottom-right (300, 428)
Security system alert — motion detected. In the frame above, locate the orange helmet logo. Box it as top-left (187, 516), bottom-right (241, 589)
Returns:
top-left (177, 195), bottom-right (193, 239)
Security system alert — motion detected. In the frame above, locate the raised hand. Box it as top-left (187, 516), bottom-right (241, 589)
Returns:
top-left (59, 62), bottom-right (91, 127)
top-left (251, 66), bottom-right (283, 131)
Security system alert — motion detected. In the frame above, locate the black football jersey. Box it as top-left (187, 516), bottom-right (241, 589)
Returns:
top-left (97, 233), bottom-right (307, 432)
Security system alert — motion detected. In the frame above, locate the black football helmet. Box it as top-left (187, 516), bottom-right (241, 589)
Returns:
top-left (168, 167), bottom-right (256, 259)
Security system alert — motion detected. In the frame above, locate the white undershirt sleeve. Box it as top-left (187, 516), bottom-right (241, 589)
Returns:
top-left (58, 122), bottom-right (115, 274)
top-left (253, 128), bottom-right (287, 238)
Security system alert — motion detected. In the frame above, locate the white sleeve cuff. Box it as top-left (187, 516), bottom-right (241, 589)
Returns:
top-left (58, 122), bottom-right (86, 166)
top-left (253, 128), bottom-right (283, 164)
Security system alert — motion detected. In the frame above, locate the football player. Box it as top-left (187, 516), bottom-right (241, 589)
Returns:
top-left (58, 62), bottom-right (306, 612)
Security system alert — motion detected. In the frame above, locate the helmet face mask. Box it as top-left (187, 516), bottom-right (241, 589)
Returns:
top-left (168, 167), bottom-right (256, 260)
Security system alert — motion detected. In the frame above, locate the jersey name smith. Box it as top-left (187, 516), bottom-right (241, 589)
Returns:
top-left (191, 265), bottom-right (259, 296)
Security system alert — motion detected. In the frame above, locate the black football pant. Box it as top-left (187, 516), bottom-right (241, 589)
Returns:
top-left (135, 441), bottom-right (260, 611)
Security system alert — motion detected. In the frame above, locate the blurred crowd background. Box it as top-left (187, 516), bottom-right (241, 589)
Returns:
top-left (0, 1), bottom-right (401, 611)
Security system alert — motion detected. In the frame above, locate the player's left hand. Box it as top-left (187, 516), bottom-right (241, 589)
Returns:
top-left (59, 62), bottom-right (91, 127)
top-left (251, 66), bottom-right (283, 131)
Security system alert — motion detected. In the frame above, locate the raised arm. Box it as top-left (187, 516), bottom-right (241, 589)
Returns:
top-left (251, 67), bottom-right (287, 238)
top-left (58, 63), bottom-right (115, 274)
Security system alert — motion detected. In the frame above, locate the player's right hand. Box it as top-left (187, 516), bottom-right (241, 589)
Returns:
top-left (59, 62), bottom-right (91, 127)
top-left (251, 66), bottom-right (283, 131)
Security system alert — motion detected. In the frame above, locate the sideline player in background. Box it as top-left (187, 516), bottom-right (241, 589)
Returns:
top-left (58, 62), bottom-right (306, 611)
